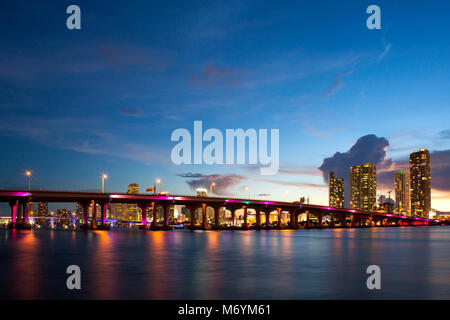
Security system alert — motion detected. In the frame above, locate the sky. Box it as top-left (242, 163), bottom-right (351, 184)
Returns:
top-left (0, 0), bottom-right (449, 215)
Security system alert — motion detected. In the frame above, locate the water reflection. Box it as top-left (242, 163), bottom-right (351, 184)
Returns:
top-left (0, 227), bottom-right (449, 299)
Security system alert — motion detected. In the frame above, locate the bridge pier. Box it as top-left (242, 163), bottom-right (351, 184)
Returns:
top-left (255, 209), bottom-right (261, 229)
top-left (98, 202), bottom-right (110, 230)
top-left (80, 201), bottom-right (89, 226)
top-left (9, 200), bottom-right (18, 224)
top-left (242, 206), bottom-right (248, 230)
top-left (163, 203), bottom-right (171, 228)
top-left (305, 211), bottom-right (310, 229)
top-left (92, 201), bottom-right (98, 229)
top-left (8, 200), bottom-right (31, 229)
top-left (231, 209), bottom-right (236, 227)
top-left (276, 208), bottom-right (282, 229)
top-left (200, 204), bottom-right (207, 230)
top-left (150, 202), bottom-right (157, 228)
top-left (264, 210), bottom-right (271, 229)
top-left (138, 202), bottom-right (150, 229)
top-left (212, 205), bottom-right (221, 229)
top-left (187, 205), bottom-right (197, 229)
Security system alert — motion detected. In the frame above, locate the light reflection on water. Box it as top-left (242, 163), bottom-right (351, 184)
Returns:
top-left (0, 227), bottom-right (449, 299)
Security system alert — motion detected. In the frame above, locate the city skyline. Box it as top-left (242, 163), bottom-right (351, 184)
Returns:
top-left (0, 1), bottom-right (449, 216)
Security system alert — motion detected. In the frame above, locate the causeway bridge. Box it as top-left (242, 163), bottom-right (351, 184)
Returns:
top-left (0, 190), bottom-right (442, 230)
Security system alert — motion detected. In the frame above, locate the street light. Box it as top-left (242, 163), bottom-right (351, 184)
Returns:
top-left (25, 171), bottom-right (32, 191)
top-left (210, 182), bottom-right (216, 194)
top-left (244, 186), bottom-right (250, 199)
top-left (155, 178), bottom-right (161, 195)
top-left (101, 174), bottom-right (108, 193)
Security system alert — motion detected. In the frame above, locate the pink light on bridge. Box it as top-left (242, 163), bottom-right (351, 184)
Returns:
top-left (5, 192), bottom-right (31, 197)
top-left (11, 203), bottom-right (17, 223)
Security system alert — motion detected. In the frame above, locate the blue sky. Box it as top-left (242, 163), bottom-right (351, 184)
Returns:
top-left (0, 0), bottom-right (449, 214)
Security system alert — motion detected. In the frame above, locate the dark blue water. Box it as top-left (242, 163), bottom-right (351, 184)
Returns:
top-left (0, 226), bottom-right (449, 299)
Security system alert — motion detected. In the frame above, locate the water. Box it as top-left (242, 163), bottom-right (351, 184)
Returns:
top-left (0, 226), bottom-right (449, 299)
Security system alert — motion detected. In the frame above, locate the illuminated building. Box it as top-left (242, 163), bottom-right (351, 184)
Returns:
top-left (410, 149), bottom-right (431, 218)
top-left (38, 202), bottom-right (48, 216)
top-left (27, 202), bottom-right (35, 217)
top-left (127, 183), bottom-right (140, 221)
top-left (328, 172), bottom-right (344, 208)
top-left (57, 209), bottom-right (69, 218)
top-left (350, 163), bottom-right (377, 211)
top-left (395, 171), bottom-right (410, 216)
top-left (196, 188), bottom-right (208, 197)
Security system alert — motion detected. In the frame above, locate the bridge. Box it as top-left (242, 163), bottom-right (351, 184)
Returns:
top-left (0, 189), bottom-right (442, 230)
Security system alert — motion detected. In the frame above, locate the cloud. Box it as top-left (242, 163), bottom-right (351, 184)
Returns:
top-left (188, 62), bottom-right (248, 88)
top-left (319, 133), bottom-right (450, 201)
top-left (318, 134), bottom-right (391, 181)
top-left (323, 64), bottom-right (357, 98)
top-left (119, 107), bottom-right (144, 117)
top-left (318, 134), bottom-right (391, 206)
top-left (439, 130), bottom-right (450, 139)
top-left (378, 43), bottom-right (392, 62)
top-left (177, 173), bottom-right (246, 195)
top-left (376, 149), bottom-right (450, 193)
top-left (431, 150), bottom-right (450, 191)
top-left (324, 74), bottom-right (344, 97)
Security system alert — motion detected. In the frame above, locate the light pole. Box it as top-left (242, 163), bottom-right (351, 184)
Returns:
top-left (25, 171), bottom-right (31, 191)
top-left (155, 178), bottom-right (161, 195)
top-left (244, 186), bottom-right (250, 199)
top-left (210, 182), bottom-right (216, 194)
top-left (101, 174), bottom-right (108, 193)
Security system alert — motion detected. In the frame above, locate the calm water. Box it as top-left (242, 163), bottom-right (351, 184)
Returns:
top-left (0, 226), bottom-right (449, 299)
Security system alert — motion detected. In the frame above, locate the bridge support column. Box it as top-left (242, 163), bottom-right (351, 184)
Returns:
top-left (213, 206), bottom-right (221, 229)
top-left (189, 205), bottom-right (197, 228)
top-left (151, 202), bottom-right (157, 227)
top-left (349, 215), bottom-right (354, 228)
top-left (329, 214), bottom-right (335, 228)
top-left (9, 200), bottom-right (18, 224)
top-left (265, 210), bottom-right (271, 228)
top-left (255, 209), bottom-right (261, 229)
top-left (91, 201), bottom-right (97, 229)
top-left (163, 203), bottom-right (171, 227)
top-left (318, 212), bottom-right (323, 228)
top-left (242, 206), bottom-right (248, 230)
top-left (201, 203), bottom-right (207, 230)
top-left (22, 202), bottom-right (29, 223)
top-left (276, 208), bottom-right (282, 229)
top-left (138, 203), bottom-right (150, 228)
top-left (305, 211), bottom-right (310, 229)
top-left (101, 203), bottom-right (109, 226)
top-left (231, 209), bottom-right (236, 227)
top-left (81, 201), bottom-right (90, 226)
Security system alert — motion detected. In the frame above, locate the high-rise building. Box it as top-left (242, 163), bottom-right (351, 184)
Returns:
top-left (395, 171), bottom-right (410, 216)
top-left (350, 163), bottom-right (377, 211)
top-left (410, 149), bottom-right (431, 218)
top-left (38, 202), bottom-right (48, 216)
top-left (27, 202), bottom-right (35, 217)
top-left (328, 172), bottom-right (344, 208)
top-left (127, 183), bottom-right (139, 221)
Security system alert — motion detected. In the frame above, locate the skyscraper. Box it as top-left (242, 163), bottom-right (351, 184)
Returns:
top-left (328, 172), bottom-right (344, 208)
top-left (38, 202), bottom-right (48, 216)
top-left (410, 149), bottom-right (431, 218)
top-left (350, 163), bottom-right (377, 211)
top-left (395, 170), bottom-right (410, 216)
top-left (27, 202), bottom-right (35, 217)
top-left (127, 183), bottom-right (139, 221)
